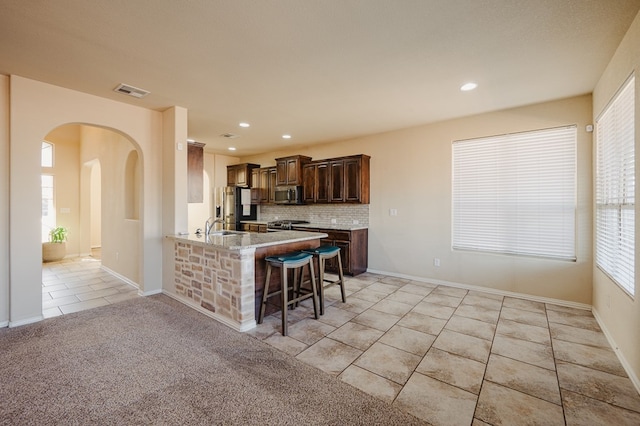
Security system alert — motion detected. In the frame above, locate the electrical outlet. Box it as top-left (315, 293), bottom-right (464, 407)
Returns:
top-left (389, 209), bottom-right (398, 216)
top-left (353, 220), bottom-right (359, 225)
top-left (331, 218), bottom-right (337, 224)
top-left (434, 258), bottom-right (440, 267)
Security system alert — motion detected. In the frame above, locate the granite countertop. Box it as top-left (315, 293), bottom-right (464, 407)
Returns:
top-left (169, 230), bottom-right (327, 250)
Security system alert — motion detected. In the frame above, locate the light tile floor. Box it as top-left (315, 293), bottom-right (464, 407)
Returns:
top-left (42, 251), bottom-right (140, 318)
top-left (249, 272), bottom-right (640, 426)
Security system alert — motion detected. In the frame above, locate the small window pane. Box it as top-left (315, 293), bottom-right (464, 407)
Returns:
top-left (41, 174), bottom-right (55, 242)
top-left (42, 141), bottom-right (53, 167)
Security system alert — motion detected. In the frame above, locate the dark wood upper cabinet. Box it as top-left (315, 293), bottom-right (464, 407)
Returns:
top-left (302, 155), bottom-right (369, 204)
top-left (227, 163), bottom-right (259, 187)
top-left (329, 160), bottom-right (345, 202)
top-left (250, 166), bottom-right (277, 205)
top-left (187, 142), bottom-right (205, 203)
top-left (268, 167), bottom-right (277, 203)
top-left (275, 155), bottom-right (311, 186)
top-left (303, 161), bottom-right (329, 204)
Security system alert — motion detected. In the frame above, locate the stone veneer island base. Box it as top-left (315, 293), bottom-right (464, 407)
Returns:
top-left (167, 230), bottom-right (326, 331)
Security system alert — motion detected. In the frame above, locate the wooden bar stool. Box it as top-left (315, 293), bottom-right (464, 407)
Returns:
top-left (257, 251), bottom-right (319, 336)
top-left (302, 245), bottom-right (346, 315)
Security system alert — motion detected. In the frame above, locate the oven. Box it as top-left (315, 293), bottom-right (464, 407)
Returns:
top-left (267, 220), bottom-right (310, 231)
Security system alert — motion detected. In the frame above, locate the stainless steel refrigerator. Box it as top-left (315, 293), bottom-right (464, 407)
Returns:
top-left (214, 187), bottom-right (257, 230)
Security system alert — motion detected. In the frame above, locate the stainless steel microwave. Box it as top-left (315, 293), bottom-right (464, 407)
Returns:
top-left (274, 185), bottom-right (304, 204)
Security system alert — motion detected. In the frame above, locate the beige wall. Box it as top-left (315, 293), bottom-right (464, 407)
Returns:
top-left (0, 75), bottom-right (8, 326)
top-left (592, 11), bottom-right (640, 390)
top-left (243, 94), bottom-right (594, 306)
top-left (7, 75), bottom-right (167, 325)
top-left (80, 126), bottom-right (141, 283)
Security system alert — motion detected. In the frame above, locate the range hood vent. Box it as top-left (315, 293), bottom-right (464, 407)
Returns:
top-left (220, 133), bottom-right (239, 139)
top-left (113, 83), bottom-right (150, 98)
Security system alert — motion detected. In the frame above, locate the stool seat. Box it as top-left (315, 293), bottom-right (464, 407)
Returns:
top-left (265, 252), bottom-right (313, 264)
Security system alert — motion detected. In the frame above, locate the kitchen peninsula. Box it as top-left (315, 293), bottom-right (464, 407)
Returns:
top-left (168, 230), bottom-right (327, 331)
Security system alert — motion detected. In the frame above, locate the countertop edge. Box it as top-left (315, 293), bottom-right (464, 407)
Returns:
top-left (167, 231), bottom-right (328, 250)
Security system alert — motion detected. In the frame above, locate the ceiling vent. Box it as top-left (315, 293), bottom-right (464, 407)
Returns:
top-left (113, 83), bottom-right (150, 98)
top-left (220, 133), bottom-right (239, 139)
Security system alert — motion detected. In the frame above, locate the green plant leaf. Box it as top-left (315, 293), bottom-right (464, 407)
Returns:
top-left (49, 226), bottom-right (68, 243)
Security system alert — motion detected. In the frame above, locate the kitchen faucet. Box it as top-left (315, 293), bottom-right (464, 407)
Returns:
top-left (204, 217), bottom-right (223, 235)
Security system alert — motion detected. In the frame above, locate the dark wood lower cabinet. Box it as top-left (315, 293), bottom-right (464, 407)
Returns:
top-left (294, 227), bottom-right (368, 276)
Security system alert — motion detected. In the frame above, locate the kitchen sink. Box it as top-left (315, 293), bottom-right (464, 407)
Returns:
top-left (208, 230), bottom-right (248, 236)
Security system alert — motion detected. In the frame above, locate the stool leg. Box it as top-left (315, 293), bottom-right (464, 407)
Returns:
top-left (293, 266), bottom-right (302, 309)
top-left (318, 256), bottom-right (326, 315)
top-left (308, 260), bottom-right (319, 320)
top-left (336, 252), bottom-right (346, 303)
top-left (281, 266), bottom-right (289, 336)
top-left (258, 263), bottom-right (272, 324)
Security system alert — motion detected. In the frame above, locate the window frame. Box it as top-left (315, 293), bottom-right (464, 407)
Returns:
top-left (452, 125), bottom-right (578, 261)
top-left (595, 74), bottom-right (635, 298)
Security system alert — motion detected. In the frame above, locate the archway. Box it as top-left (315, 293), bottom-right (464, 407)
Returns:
top-left (41, 124), bottom-right (142, 316)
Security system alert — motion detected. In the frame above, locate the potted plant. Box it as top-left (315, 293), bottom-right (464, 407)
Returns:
top-left (42, 226), bottom-right (68, 262)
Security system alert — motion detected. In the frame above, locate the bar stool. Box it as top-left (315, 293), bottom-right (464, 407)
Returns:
top-left (257, 251), bottom-right (319, 336)
top-left (302, 245), bottom-right (346, 315)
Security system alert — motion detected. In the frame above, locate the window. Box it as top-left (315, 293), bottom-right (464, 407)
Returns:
top-left (41, 141), bottom-right (55, 242)
top-left (452, 126), bottom-right (577, 260)
top-left (41, 174), bottom-right (55, 242)
top-left (41, 141), bottom-right (53, 168)
top-left (596, 75), bottom-right (635, 297)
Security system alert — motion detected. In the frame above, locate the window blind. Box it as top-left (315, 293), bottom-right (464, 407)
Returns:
top-left (452, 126), bottom-right (577, 260)
top-left (596, 75), bottom-right (635, 297)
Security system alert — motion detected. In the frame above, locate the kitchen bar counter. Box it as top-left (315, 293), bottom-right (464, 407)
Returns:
top-left (169, 230), bottom-right (326, 250)
top-left (166, 230), bottom-right (326, 332)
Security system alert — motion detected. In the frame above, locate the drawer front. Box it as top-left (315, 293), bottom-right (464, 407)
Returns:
top-left (322, 230), bottom-right (351, 241)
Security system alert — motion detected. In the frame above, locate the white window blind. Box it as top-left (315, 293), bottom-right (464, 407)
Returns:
top-left (596, 75), bottom-right (635, 297)
top-left (452, 126), bottom-right (577, 260)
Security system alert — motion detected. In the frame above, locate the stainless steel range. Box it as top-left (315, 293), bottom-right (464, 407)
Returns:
top-left (267, 220), bottom-right (309, 230)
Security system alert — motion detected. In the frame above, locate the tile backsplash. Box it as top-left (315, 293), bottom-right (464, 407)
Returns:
top-left (259, 204), bottom-right (369, 227)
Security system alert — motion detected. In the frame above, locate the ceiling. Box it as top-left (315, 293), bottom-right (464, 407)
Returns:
top-left (1, 1), bottom-right (639, 155)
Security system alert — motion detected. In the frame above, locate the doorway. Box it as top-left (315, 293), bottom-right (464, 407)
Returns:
top-left (40, 124), bottom-right (141, 317)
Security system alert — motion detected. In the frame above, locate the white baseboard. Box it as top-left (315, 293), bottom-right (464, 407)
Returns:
top-left (100, 265), bottom-right (139, 290)
top-left (140, 289), bottom-right (163, 296)
top-left (161, 290), bottom-right (256, 332)
top-left (365, 268), bottom-right (591, 310)
top-left (9, 315), bottom-right (44, 328)
top-left (0, 320), bottom-right (8, 328)
top-left (592, 308), bottom-right (640, 395)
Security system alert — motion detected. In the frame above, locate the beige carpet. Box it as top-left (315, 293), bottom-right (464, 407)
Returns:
top-left (0, 295), bottom-right (424, 425)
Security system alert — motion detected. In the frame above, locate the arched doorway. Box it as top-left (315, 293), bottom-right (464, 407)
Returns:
top-left (40, 124), bottom-right (142, 317)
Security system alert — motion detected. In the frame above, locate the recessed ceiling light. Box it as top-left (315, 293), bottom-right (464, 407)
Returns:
top-left (239, 122), bottom-right (250, 128)
top-left (228, 147), bottom-right (236, 151)
top-left (282, 134), bottom-right (292, 139)
top-left (460, 82), bottom-right (478, 91)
